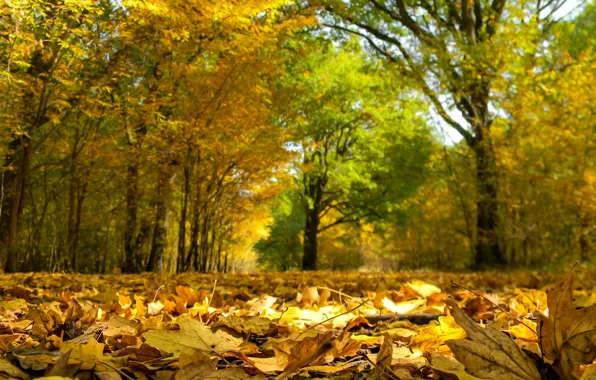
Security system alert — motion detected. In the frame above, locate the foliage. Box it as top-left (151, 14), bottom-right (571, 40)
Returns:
top-left (318, 0), bottom-right (596, 267)
top-left (0, 271), bottom-right (594, 378)
top-left (0, 0), bottom-right (593, 273)
top-left (255, 190), bottom-right (305, 271)
top-left (266, 39), bottom-right (433, 269)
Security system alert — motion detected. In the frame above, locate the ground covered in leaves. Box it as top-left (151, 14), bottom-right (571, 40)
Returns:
top-left (0, 271), bottom-right (595, 380)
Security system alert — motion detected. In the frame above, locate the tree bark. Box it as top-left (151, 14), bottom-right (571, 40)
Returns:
top-left (3, 140), bottom-right (30, 273)
top-left (146, 166), bottom-right (170, 273)
top-left (473, 140), bottom-right (503, 268)
top-left (66, 129), bottom-right (81, 271)
top-left (302, 209), bottom-right (320, 270)
top-left (124, 151), bottom-right (142, 273)
top-left (176, 155), bottom-right (191, 273)
top-left (72, 179), bottom-right (87, 272)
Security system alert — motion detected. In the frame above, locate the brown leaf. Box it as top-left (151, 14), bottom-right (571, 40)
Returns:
top-left (0, 358), bottom-right (30, 380)
top-left (445, 299), bottom-right (540, 380)
top-left (45, 350), bottom-right (80, 378)
top-left (538, 276), bottom-right (596, 379)
top-left (371, 334), bottom-right (393, 379)
top-left (431, 354), bottom-right (483, 380)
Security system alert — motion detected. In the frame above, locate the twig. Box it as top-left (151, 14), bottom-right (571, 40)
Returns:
top-left (297, 299), bottom-right (370, 340)
top-left (152, 285), bottom-right (164, 303)
top-left (365, 313), bottom-right (441, 325)
top-left (450, 280), bottom-right (538, 337)
top-left (317, 286), bottom-right (357, 301)
top-left (208, 279), bottom-right (218, 307)
top-left (213, 349), bottom-right (235, 368)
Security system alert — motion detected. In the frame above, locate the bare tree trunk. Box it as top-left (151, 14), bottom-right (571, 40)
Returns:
top-left (146, 166), bottom-right (170, 273)
top-left (177, 151), bottom-right (192, 273)
top-left (124, 148), bottom-right (142, 273)
top-left (4, 140), bottom-right (30, 273)
top-left (302, 209), bottom-right (320, 271)
top-left (66, 129), bottom-right (81, 271)
top-left (199, 206), bottom-right (210, 273)
top-left (473, 139), bottom-right (503, 268)
top-left (72, 179), bottom-right (87, 272)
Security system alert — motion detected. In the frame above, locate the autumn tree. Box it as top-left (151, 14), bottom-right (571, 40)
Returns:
top-left (0, 0), bottom-right (126, 272)
top-left (318, 0), bottom-right (583, 267)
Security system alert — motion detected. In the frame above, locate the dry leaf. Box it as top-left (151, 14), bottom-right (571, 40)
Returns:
top-left (371, 335), bottom-right (393, 379)
top-left (431, 354), bottom-right (483, 380)
top-left (0, 358), bottom-right (30, 380)
top-left (445, 299), bottom-right (541, 380)
top-left (538, 276), bottom-right (596, 379)
top-left (143, 315), bottom-right (241, 356)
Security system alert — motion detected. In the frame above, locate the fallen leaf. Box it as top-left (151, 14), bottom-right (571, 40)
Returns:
top-left (60, 337), bottom-right (127, 371)
top-left (371, 335), bottom-right (393, 379)
top-left (410, 315), bottom-right (466, 351)
top-left (539, 276), bottom-right (596, 379)
top-left (431, 354), bottom-right (483, 380)
top-left (445, 299), bottom-right (541, 380)
top-left (0, 358), bottom-right (30, 380)
top-left (143, 315), bottom-right (242, 356)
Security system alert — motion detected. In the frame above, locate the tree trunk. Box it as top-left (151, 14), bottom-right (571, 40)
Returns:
top-left (473, 141), bottom-right (503, 268)
top-left (199, 207), bottom-right (210, 273)
top-left (124, 152), bottom-right (141, 273)
top-left (3, 140), bottom-right (30, 273)
top-left (146, 167), bottom-right (170, 273)
top-left (66, 129), bottom-right (80, 271)
top-left (177, 158), bottom-right (191, 273)
top-left (302, 209), bottom-right (319, 270)
top-left (71, 179), bottom-right (87, 272)
top-left (188, 203), bottom-right (201, 271)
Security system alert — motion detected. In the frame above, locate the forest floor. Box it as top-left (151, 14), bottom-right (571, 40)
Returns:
top-left (0, 270), bottom-right (594, 379)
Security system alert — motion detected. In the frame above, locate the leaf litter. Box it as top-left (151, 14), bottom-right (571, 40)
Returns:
top-left (0, 271), bottom-right (594, 379)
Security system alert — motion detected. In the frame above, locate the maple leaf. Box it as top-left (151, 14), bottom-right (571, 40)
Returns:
top-left (142, 315), bottom-right (242, 356)
top-left (538, 276), bottom-right (596, 379)
top-left (445, 299), bottom-right (541, 380)
top-left (60, 337), bottom-right (128, 372)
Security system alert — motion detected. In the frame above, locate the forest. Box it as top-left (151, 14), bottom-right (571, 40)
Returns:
top-left (0, 0), bottom-right (594, 274)
top-left (0, 1), bottom-right (596, 379)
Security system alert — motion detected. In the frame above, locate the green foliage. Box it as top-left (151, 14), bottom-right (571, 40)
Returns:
top-left (255, 191), bottom-right (304, 271)
top-left (281, 39), bottom-right (432, 225)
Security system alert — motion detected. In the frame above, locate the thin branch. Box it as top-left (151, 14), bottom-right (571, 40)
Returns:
top-left (450, 280), bottom-right (538, 337)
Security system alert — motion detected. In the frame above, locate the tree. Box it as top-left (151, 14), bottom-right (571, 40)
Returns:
top-left (255, 190), bottom-right (304, 271)
top-left (319, 0), bottom-right (578, 267)
top-left (276, 40), bottom-right (432, 270)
